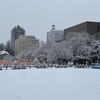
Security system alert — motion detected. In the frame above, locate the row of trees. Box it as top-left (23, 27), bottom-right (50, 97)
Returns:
top-left (0, 40), bottom-right (14, 55)
top-left (17, 32), bottom-right (100, 65)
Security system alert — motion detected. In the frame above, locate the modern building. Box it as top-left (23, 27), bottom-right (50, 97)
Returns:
top-left (11, 25), bottom-right (25, 51)
top-left (47, 29), bottom-right (64, 43)
top-left (15, 35), bottom-right (39, 55)
top-left (64, 21), bottom-right (100, 39)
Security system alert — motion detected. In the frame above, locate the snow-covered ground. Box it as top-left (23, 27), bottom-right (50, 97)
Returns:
top-left (0, 68), bottom-right (100, 100)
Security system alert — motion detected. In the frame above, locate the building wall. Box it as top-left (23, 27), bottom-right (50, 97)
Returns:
top-left (47, 30), bottom-right (64, 43)
top-left (64, 21), bottom-right (100, 39)
top-left (15, 35), bottom-right (39, 55)
top-left (11, 25), bottom-right (25, 52)
top-left (87, 22), bottom-right (100, 35)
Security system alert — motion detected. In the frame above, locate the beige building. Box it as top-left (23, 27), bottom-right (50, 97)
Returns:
top-left (15, 35), bottom-right (39, 55)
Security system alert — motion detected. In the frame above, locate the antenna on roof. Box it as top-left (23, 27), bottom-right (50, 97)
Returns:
top-left (52, 25), bottom-right (55, 30)
top-left (17, 25), bottom-right (20, 28)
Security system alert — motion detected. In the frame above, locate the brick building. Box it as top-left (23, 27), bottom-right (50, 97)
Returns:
top-left (64, 21), bottom-right (100, 39)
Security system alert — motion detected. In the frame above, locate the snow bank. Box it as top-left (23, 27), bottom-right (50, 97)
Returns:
top-left (0, 68), bottom-right (100, 100)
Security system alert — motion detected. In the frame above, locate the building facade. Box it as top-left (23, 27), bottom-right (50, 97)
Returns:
top-left (64, 21), bottom-right (100, 39)
top-left (47, 30), bottom-right (64, 43)
top-left (11, 25), bottom-right (25, 51)
top-left (15, 35), bottom-right (39, 55)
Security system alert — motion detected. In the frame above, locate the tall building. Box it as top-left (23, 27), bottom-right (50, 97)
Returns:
top-left (15, 35), bottom-right (39, 55)
top-left (47, 25), bottom-right (64, 43)
top-left (11, 25), bottom-right (25, 51)
top-left (47, 30), bottom-right (64, 43)
top-left (64, 21), bottom-right (100, 39)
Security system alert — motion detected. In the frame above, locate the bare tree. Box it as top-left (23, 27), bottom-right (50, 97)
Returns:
top-left (5, 40), bottom-right (14, 55)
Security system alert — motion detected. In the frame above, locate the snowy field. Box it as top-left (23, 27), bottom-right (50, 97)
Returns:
top-left (0, 68), bottom-right (100, 100)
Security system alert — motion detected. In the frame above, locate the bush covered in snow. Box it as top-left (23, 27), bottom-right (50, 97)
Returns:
top-left (17, 32), bottom-right (100, 64)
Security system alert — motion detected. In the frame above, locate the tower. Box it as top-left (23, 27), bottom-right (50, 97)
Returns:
top-left (11, 25), bottom-right (25, 52)
top-left (47, 25), bottom-right (64, 43)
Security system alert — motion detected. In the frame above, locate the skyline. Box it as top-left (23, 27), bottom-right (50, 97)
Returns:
top-left (0, 0), bottom-right (100, 43)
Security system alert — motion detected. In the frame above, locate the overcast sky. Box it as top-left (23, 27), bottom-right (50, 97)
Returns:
top-left (0, 0), bottom-right (100, 43)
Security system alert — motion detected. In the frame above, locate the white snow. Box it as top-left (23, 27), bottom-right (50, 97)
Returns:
top-left (0, 50), bottom-right (9, 55)
top-left (0, 68), bottom-right (100, 100)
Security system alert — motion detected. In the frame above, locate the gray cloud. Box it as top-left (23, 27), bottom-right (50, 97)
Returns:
top-left (0, 0), bottom-right (100, 43)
